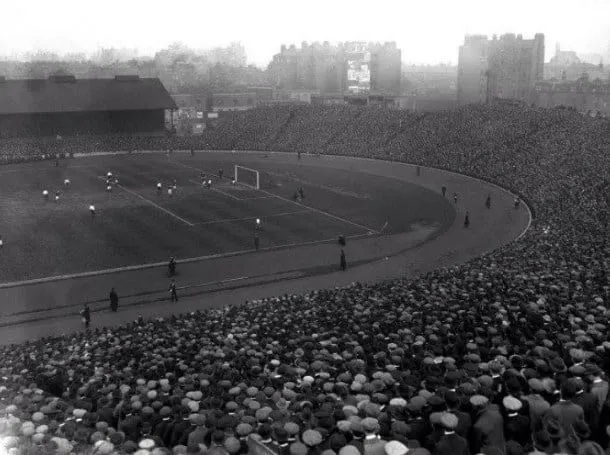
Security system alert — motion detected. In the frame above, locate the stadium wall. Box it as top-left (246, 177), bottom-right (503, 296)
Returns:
top-left (0, 109), bottom-right (166, 137)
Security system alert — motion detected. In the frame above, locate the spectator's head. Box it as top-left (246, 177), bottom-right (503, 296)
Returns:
top-left (560, 379), bottom-right (580, 400)
top-left (577, 441), bottom-right (605, 455)
top-left (532, 430), bottom-right (553, 453)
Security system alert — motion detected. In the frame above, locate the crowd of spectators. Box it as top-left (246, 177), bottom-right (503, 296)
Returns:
top-left (0, 103), bottom-right (609, 455)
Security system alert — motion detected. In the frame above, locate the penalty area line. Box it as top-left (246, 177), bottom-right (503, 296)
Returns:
top-left (171, 159), bottom-right (377, 234)
top-left (257, 187), bottom-right (379, 235)
top-left (193, 209), bottom-right (313, 226)
top-left (118, 185), bottom-right (195, 227)
top-left (97, 177), bottom-right (194, 227)
top-left (187, 179), bottom-right (273, 201)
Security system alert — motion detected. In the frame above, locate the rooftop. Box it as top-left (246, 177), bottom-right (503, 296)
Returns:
top-left (0, 76), bottom-right (177, 115)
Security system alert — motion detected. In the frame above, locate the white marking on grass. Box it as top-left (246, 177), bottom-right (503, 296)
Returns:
top-left (257, 188), bottom-right (379, 235)
top-left (97, 177), bottom-right (194, 226)
top-left (175, 160), bottom-right (378, 234)
top-left (176, 275), bottom-right (249, 291)
top-left (187, 180), bottom-right (272, 201)
top-left (193, 209), bottom-right (313, 226)
top-left (0, 232), bottom-right (372, 289)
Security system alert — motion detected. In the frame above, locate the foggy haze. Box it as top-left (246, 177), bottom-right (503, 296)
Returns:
top-left (1, 0), bottom-right (609, 66)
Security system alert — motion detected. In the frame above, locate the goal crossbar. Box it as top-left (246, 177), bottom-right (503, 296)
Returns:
top-left (234, 165), bottom-right (260, 190)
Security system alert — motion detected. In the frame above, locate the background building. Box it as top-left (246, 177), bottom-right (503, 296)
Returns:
top-left (0, 75), bottom-right (176, 137)
top-left (457, 33), bottom-right (545, 105)
top-left (544, 43), bottom-right (608, 81)
top-left (268, 41), bottom-right (401, 95)
top-left (534, 79), bottom-right (610, 116)
top-left (210, 93), bottom-right (257, 112)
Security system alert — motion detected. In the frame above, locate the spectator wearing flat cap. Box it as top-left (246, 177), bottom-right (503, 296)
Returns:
top-left (470, 395), bottom-right (505, 455)
top-left (260, 424), bottom-right (283, 454)
top-left (271, 428), bottom-right (291, 455)
top-left (347, 421), bottom-right (365, 454)
top-left (572, 379), bottom-right (601, 432)
top-left (587, 366), bottom-right (608, 415)
top-left (187, 414), bottom-right (208, 447)
top-left (424, 413), bottom-right (446, 451)
top-left (170, 407), bottom-right (192, 447)
top-left (362, 417), bottom-right (386, 455)
top-left (543, 380), bottom-right (585, 436)
top-left (503, 396), bottom-right (531, 448)
top-left (523, 379), bottom-right (551, 432)
top-left (208, 430), bottom-right (229, 455)
top-left (504, 377), bottom-right (531, 419)
top-left (406, 398), bottom-right (430, 443)
top-left (434, 412), bottom-right (470, 455)
top-left (445, 391), bottom-right (472, 438)
top-left (154, 407), bottom-right (174, 446)
top-left (120, 407), bottom-right (143, 443)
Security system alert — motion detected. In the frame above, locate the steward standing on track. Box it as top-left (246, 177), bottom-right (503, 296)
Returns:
top-left (109, 288), bottom-right (119, 312)
top-left (80, 304), bottom-right (90, 329)
top-left (168, 257), bottom-right (176, 276)
top-left (169, 279), bottom-right (178, 302)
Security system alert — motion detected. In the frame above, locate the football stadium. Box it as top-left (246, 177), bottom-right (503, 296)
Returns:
top-left (0, 79), bottom-right (608, 455)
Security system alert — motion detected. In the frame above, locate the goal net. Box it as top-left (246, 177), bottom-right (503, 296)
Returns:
top-left (234, 165), bottom-right (260, 190)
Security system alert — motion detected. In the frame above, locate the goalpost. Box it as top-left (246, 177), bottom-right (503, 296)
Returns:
top-left (234, 165), bottom-right (260, 190)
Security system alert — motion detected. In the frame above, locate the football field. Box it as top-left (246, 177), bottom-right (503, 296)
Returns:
top-left (0, 152), bottom-right (453, 283)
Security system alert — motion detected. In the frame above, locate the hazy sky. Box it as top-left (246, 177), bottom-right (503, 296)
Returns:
top-left (2, 0), bottom-right (609, 66)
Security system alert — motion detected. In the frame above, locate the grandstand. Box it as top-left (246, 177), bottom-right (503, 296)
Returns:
top-left (0, 103), bottom-right (608, 455)
top-left (0, 75), bottom-right (177, 137)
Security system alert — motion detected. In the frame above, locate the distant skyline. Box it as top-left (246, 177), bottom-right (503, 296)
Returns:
top-left (1, 0), bottom-right (609, 66)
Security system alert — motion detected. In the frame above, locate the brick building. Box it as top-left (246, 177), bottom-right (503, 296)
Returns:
top-left (457, 33), bottom-right (545, 105)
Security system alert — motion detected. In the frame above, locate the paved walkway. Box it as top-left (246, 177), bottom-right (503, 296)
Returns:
top-left (0, 152), bottom-right (531, 345)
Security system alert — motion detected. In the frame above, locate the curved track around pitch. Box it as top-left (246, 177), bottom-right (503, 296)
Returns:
top-left (0, 151), bottom-right (531, 345)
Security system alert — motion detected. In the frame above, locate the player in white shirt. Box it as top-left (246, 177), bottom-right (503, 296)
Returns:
top-left (42, 190), bottom-right (49, 200)
top-left (168, 188), bottom-right (173, 197)
top-left (55, 191), bottom-right (60, 202)
top-left (107, 171), bottom-right (112, 178)
top-left (0, 236), bottom-right (3, 249)
top-left (157, 182), bottom-right (162, 192)
top-left (172, 179), bottom-right (177, 190)
top-left (89, 205), bottom-right (96, 217)
top-left (106, 184), bottom-right (112, 192)
top-left (64, 179), bottom-right (70, 186)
